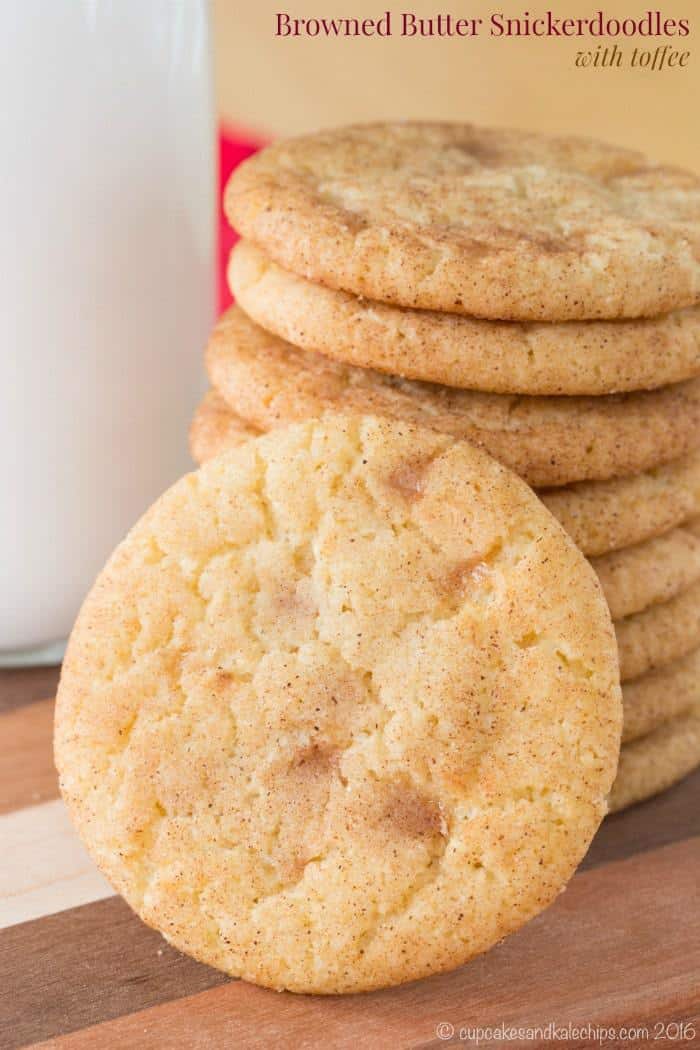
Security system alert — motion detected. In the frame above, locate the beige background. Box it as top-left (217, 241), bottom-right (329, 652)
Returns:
top-left (212, 0), bottom-right (698, 168)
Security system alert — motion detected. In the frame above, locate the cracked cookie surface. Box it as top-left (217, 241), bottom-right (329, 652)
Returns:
top-left (56, 414), bottom-right (621, 993)
top-left (206, 308), bottom-right (700, 489)
top-left (230, 240), bottom-right (700, 395)
top-left (188, 397), bottom-right (700, 621)
top-left (190, 394), bottom-right (700, 558)
top-left (225, 122), bottom-right (700, 321)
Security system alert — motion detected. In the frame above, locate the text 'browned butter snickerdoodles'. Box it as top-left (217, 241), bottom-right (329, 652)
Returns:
top-left (55, 415), bottom-right (621, 994)
top-left (225, 122), bottom-right (700, 321)
top-left (204, 307), bottom-right (700, 490)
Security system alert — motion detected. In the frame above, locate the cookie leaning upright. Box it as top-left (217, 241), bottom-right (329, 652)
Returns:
top-left (55, 415), bottom-right (621, 994)
top-left (225, 122), bottom-right (700, 321)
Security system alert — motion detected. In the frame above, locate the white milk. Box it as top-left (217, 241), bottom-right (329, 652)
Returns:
top-left (1, 2), bottom-right (214, 662)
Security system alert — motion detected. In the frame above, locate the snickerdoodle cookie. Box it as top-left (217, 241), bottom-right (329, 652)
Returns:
top-left (55, 414), bottom-right (621, 994)
top-left (206, 308), bottom-right (700, 489)
top-left (609, 701), bottom-right (700, 813)
top-left (592, 527), bottom-right (700, 620)
top-left (189, 389), bottom-right (256, 465)
top-left (539, 453), bottom-right (700, 557)
top-left (616, 579), bottom-right (700, 681)
top-left (225, 122), bottom-right (700, 321)
top-left (230, 240), bottom-right (700, 395)
top-left (622, 648), bottom-right (700, 744)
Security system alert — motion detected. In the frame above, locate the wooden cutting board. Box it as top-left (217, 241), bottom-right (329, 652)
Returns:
top-left (1, 666), bottom-right (699, 1049)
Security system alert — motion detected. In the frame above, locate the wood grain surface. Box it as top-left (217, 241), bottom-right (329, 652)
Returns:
top-left (2, 667), bottom-right (699, 1049)
top-left (0, 699), bottom-right (57, 815)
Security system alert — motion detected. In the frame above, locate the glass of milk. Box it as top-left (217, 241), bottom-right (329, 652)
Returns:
top-left (1, 2), bottom-right (214, 665)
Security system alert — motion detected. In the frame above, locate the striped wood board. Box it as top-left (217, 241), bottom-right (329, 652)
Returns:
top-left (1, 666), bottom-right (699, 1049)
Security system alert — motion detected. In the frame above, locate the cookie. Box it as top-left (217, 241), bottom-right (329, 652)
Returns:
top-left (206, 308), bottom-right (700, 489)
top-left (225, 122), bottom-right (700, 322)
top-left (230, 241), bottom-right (700, 396)
top-left (189, 398), bottom-right (700, 621)
top-left (616, 579), bottom-right (700, 681)
top-left (592, 527), bottom-right (700, 621)
top-left (55, 414), bottom-right (621, 995)
top-left (190, 395), bottom-right (700, 557)
top-left (540, 453), bottom-right (700, 557)
top-left (609, 702), bottom-right (700, 813)
top-left (685, 517), bottom-right (700, 538)
top-left (622, 648), bottom-right (700, 744)
top-left (188, 397), bottom-right (700, 620)
top-left (189, 389), bottom-right (256, 465)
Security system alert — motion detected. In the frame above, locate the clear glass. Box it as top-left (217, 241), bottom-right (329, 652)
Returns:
top-left (1, 1), bottom-right (214, 665)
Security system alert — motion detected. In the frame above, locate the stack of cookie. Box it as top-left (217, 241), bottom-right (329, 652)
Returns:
top-left (192, 122), bottom-right (700, 812)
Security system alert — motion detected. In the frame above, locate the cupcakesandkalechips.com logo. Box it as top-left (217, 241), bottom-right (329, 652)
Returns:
top-left (434, 1020), bottom-right (697, 1044)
